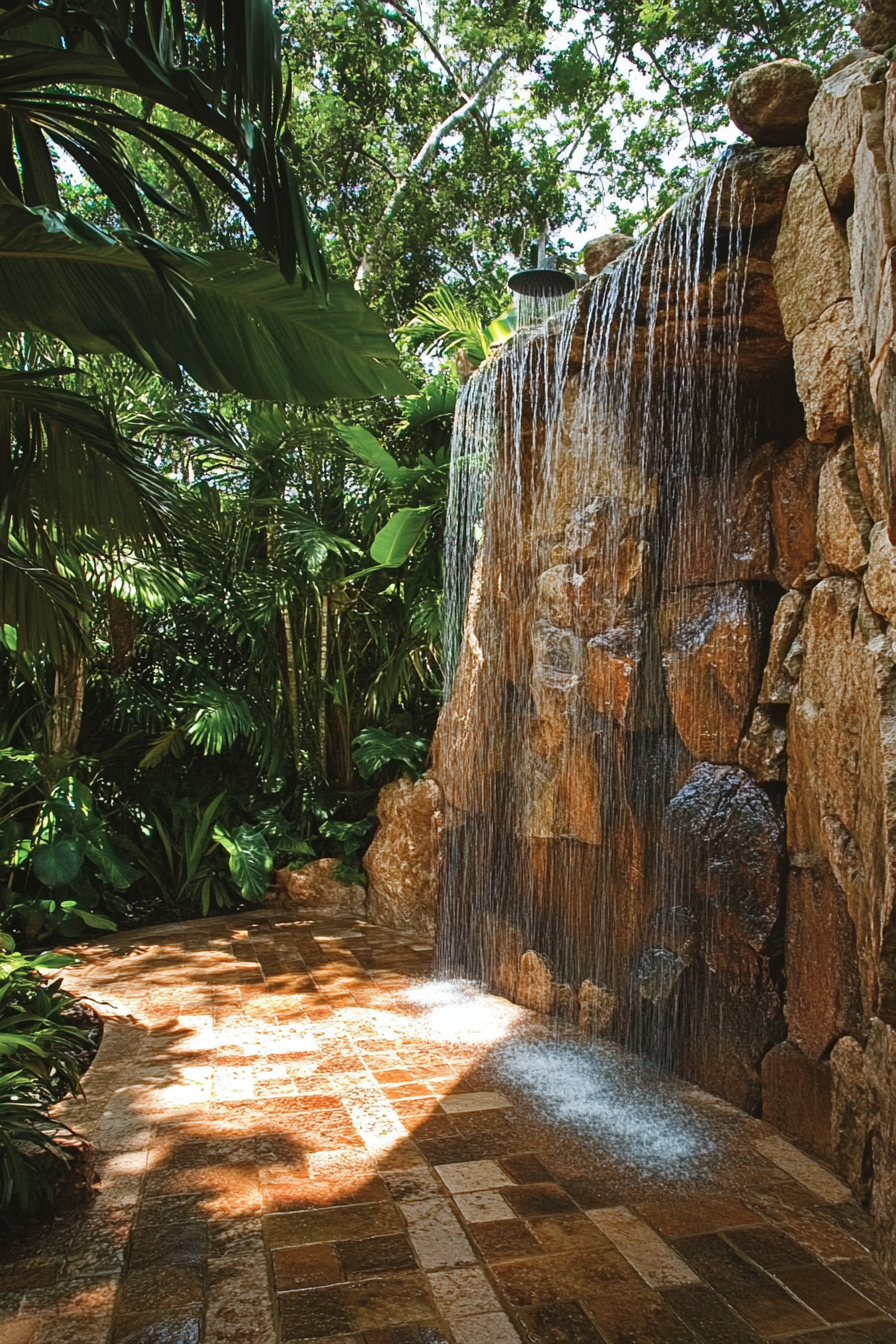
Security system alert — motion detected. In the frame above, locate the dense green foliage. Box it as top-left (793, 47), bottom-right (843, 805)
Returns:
top-left (0, 936), bottom-right (91, 1222)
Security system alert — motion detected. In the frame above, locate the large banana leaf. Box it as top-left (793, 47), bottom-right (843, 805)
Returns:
top-left (0, 207), bottom-right (416, 402)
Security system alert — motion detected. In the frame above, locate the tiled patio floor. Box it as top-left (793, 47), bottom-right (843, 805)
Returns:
top-left (2, 908), bottom-right (895, 1344)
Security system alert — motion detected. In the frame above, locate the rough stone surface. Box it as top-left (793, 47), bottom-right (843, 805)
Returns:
top-left (271, 858), bottom-right (366, 916)
top-left (770, 438), bottom-right (827, 587)
top-left (364, 774), bottom-right (442, 938)
top-left (808, 56), bottom-right (881, 207)
top-left (667, 443), bottom-right (774, 587)
top-left (867, 1017), bottom-right (896, 1273)
top-left (761, 1042), bottom-right (833, 1160)
top-left (659, 584), bottom-right (773, 764)
top-left (855, 6), bottom-right (896, 53)
top-left (578, 979), bottom-right (616, 1033)
top-left (864, 518), bottom-right (896, 620)
top-left (739, 704), bottom-right (788, 782)
top-left (786, 577), bottom-right (896, 1022)
top-left (772, 164), bottom-right (853, 342)
top-left (817, 437), bottom-right (875, 574)
top-left (514, 949), bottom-right (555, 1013)
top-left (663, 763), bottom-right (786, 956)
top-left (759, 589), bottom-right (807, 704)
top-left (792, 300), bottom-right (864, 441)
top-left (849, 85), bottom-right (894, 359)
top-left (728, 60), bottom-right (820, 147)
top-left (830, 1034), bottom-right (874, 1199)
top-left (582, 233), bottom-right (634, 276)
top-left (785, 865), bottom-right (863, 1061)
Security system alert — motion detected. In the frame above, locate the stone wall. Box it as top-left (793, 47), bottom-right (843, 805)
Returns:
top-left (420, 45), bottom-right (896, 1272)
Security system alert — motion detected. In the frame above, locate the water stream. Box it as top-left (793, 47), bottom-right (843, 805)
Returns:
top-left (436, 147), bottom-right (790, 1086)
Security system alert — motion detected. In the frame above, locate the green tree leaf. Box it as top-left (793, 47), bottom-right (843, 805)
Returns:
top-left (0, 206), bottom-right (416, 404)
top-left (31, 837), bottom-right (83, 886)
top-left (370, 508), bottom-right (430, 567)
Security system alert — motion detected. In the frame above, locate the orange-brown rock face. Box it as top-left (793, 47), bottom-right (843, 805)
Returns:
top-left (364, 775), bottom-right (442, 938)
top-left (419, 51), bottom-right (896, 1276)
top-left (271, 859), bottom-right (366, 916)
top-left (659, 584), bottom-right (773, 764)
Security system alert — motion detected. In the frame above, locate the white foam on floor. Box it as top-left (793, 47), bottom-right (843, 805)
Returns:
top-left (494, 1037), bottom-right (715, 1173)
top-left (399, 980), bottom-right (526, 1044)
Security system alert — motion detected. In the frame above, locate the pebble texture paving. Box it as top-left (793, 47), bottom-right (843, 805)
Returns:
top-left (1, 908), bottom-right (895, 1344)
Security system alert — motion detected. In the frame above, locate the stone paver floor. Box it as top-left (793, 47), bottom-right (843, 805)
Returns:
top-left (2, 908), bottom-right (896, 1344)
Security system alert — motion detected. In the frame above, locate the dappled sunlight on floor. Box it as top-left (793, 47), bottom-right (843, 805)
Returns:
top-left (1, 910), bottom-right (895, 1344)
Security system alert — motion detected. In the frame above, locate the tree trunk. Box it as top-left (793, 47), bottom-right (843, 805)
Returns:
top-left (47, 653), bottom-right (86, 758)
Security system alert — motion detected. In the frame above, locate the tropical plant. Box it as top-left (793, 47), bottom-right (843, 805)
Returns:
top-left (0, 751), bottom-right (133, 942)
top-left (0, 934), bottom-right (89, 1222)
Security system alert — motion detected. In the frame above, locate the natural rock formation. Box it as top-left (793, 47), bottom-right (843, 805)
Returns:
top-left (427, 48), bottom-right (896, 1274)
top-left (728, 59), bottom-right (819, 146)
top-left (659, 585), bottom-right (773, 763)
top-left (270, 858), bottom-right (367, 916)
top-left (582, 233), bottom-right (634, 277)
top-left (772, 164), bottom-right (852, 343)
top-left (364, 774), bottom-right (442, 937)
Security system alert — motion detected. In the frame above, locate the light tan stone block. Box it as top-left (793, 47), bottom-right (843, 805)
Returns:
top-left (773, 164), bottom-right (852, 341)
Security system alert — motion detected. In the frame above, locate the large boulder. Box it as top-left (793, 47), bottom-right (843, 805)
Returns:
top-left (817, 438), bottom-right (874, 575)
top-left (728, 60), bottom-right (819, 147)
top-left (666, 443), bottom-right (774, 588)
top-left (271, 858), bottom-right (367, 916)
top-left (364, 774), bottom-right (442, 937)
top-left (772, 163), bottom-right (852, 342)
top-left (770, 438), bottom-right (827, 587)
top-left (761, 1042), bottom-right (833, 1160)
top-left (807, 55), bottom-right (881, 208)
top-left (848, 82), bottom-right (894, 360)
top-left (659, 584), bottom-right (773, 764)
top-left (582, 233), bottom-right (634, 277)
top-left (663, 763), bottom-right (786, 954)
top-left (792, 301), bottom-right (864, 442)
top-left (785, 865), bottom-right (863, 1061)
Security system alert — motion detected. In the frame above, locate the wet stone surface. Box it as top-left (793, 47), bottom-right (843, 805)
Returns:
top-left (2, 907), bottom-right (895, 1344)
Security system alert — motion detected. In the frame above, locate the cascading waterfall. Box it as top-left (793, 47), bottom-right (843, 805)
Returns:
top-left (436, 146), bottom-right (791, 1081)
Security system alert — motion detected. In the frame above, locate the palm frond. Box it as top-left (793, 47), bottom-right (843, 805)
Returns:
top-left (0, 204), bottom-right (416, 402)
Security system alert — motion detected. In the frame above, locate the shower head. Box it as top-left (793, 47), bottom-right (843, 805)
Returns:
top-left (508, 266), bottom-right (575, 298)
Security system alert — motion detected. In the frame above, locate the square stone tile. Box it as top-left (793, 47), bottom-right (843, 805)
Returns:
top-left (776, 1262), bottom-right (883, 1324)
top-left (427, 1266), bottom-right (502, 1320)
top-left (400, 1199), bottom-right (476, 1270)
top-left (468, 1221), bottom-right (543, 1263)
top-left (336, 1235), bottom-right (417, 1278)
top-left (435, 1162), bottom-right (512, 1195)
top-left (454, 1191), bottom-right (515, 1224)
top-left (272, 1244), bottom-right (342, 1292)
top-left (450, 1314), bottom-right (521, 1344)
top-left (502, 1186), bottom-right (578, 1220)
top-left (662, 1283), bottom-right (765, 1343)
top-left (264, 1202), bottom-right (401, 1249)
top-left (674, 1232), bottom-right (822, 1336)
top-left (515, 1301), bottom-right (603, 1343)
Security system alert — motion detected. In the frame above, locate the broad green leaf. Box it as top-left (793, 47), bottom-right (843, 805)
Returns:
top-left (370, 508), bottom-right (430, 567)
top-left (213, 824), bottom-right (272, 901)
top-left (352, 727), bottom-right (430, 781)
top-left (70, 908), bottom-right (117, 931)
top-left (399, 376), bottom-right (458, 429)
top-left (31, 837), bottom-right (84, 886)
top-left (336, 425), bottom-right (401, 482)
top-left (0, 205), bottom-right (417, 404)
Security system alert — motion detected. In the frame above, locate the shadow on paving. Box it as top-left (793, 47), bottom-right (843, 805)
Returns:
top-left (0, 910), bottom-right (894, 1344)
